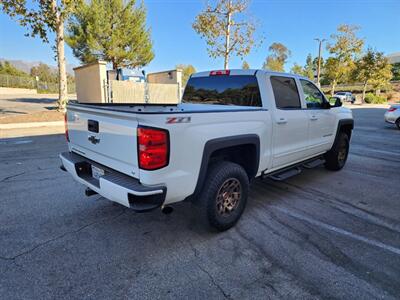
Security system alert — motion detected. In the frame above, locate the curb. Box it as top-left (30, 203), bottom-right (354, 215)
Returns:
top-left (0, 121), bottom-right (64, 130)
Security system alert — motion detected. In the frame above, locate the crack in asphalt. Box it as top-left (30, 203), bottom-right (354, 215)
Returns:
top-left (267, 206), bottom-right (398, 298)
top-left (234, 227), bottom-right (323, 299)
top-left (0, 209), bottom-right (126, 262)
top-left (189, 242), bottom-right (232, 299)
top-left (250, 181), bottom-right (400, 298)
top-left (276, 181), bottom-right (400, 233)
top-left (0, 172), bottom-right (26, 183)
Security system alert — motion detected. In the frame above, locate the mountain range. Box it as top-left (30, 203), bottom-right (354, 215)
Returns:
top-left (0, 58), bottom-right (76, 75)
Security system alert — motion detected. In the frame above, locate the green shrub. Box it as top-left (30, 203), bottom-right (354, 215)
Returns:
top-left (364, 93), bottom-right (387, 104)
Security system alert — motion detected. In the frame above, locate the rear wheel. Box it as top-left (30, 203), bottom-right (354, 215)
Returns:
top-left (396, 118), bottom-right (400, 130)
top-left (324, 132), bottom-right (349, 171)
top-left (196, 161), bottom-right (249, 231)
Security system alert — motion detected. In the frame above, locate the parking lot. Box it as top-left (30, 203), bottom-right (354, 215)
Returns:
top-left (1, 107), bottom-right (399, 299)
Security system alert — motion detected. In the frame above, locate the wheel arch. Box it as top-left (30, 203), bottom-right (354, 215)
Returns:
top-left (335, 118), bottom-right (354, 142)
top-left (188, 134), bottom-right (260, 201)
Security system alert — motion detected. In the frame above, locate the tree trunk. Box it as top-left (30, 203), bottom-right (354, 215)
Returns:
top-left (224, 0), bottom-right (232, 70)
top-left (361, 81), bottom-right (368, 105)
top-left (330, 80), bottom-right (337, 97)
top-left (53, 0), bottom-right (68, 111)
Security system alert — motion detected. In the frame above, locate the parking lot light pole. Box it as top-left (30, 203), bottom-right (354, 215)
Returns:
top-left (314, 38), bottom-right (326, 87)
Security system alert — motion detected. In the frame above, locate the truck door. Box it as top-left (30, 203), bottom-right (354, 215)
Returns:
top-left (299, 79), bottom-right (336, 156)
top-left (270, 76), bottom-right (309, 168)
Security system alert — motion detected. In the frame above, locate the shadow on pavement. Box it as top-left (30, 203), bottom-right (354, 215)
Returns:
top-left (6, 97), bottom-right (57, 104)
top-left (0, 108), bottom-right (27, 115)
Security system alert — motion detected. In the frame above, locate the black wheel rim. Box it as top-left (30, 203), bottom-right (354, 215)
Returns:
top-left (216, 178), bottom-right (241, 216)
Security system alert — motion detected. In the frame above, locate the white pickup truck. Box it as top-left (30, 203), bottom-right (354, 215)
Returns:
top-left (60, 69), bottom-right (353, 231)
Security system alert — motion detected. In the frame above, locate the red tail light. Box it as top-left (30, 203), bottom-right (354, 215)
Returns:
top-left (64, 113), bottom-right (70, 142)
top-left (210, 70), bottom-right (230, 76)
top-left (137, 126), bottom-right (169, 170)
top-left (387, 107), bottom-right (397, 112)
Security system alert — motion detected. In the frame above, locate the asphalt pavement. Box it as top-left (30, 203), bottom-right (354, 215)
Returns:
top-left (1, 107), bottom-right (400, 299)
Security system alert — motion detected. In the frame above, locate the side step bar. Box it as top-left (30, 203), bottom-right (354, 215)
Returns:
top-left (302, 158), bottom-right (325, 169)
top-left (263, 156), bottom-right (325, 181)
top-left (269, 167), bottom-right (301, 181)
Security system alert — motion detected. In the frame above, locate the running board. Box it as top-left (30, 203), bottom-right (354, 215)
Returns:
top-left (263, 156), bottom-right (325, 181)
top-left (268, 167), bottom-right (301, 181)
top-left (302, 158), bottom-right (325, 169)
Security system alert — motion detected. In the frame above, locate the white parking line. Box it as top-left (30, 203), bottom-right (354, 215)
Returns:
top-left (273, 206), bottom-right (400, 256)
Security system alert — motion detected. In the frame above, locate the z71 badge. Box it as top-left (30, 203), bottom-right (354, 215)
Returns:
top-left (166, 116), bottom-right (191, 124)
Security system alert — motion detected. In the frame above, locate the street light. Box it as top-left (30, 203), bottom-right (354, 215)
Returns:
top-left (314, 38), bottom-right (326, 87)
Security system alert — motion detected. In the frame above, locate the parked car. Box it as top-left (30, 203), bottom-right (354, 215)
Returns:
top-left (60, 69), bottom-right (354, 231)
top-left (334, 92), bottom-right (355, 104)
top-left (384, 105), bottom-right (400, 129)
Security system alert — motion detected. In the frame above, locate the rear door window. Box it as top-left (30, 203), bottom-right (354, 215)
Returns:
top-left (270, 76), bottom-right (301, 109)
top-left (182, 75), bottom-right (262, 107)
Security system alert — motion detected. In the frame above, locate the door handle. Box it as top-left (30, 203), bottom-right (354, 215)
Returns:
top-left (276, 117), bottom-right (287, 124)
top-left (310, 115), bottom-right (318, 121)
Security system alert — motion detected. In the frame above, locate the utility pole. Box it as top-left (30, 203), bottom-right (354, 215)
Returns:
top-left (314, 38), bottom-right (326, 87)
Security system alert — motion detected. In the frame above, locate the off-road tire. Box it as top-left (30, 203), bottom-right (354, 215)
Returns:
top-left (196, 161), bottom-right (249, 231)
top-left (324, 132), bottom-right (349, 171)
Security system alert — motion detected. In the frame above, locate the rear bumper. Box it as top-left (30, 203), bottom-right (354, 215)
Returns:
top-left (60, 152), bottom-right (166, 212)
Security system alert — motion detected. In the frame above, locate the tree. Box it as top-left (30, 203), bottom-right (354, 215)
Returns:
top-left (1, 0), bottom-right (76, 110)
top-left (30, 63), bottom-right (57, 83)
top-left (66, 0), bottom-right (154, 70)
top-left (193, 0), bottom-right (260, 69)
top-left (354, 48), bottom-right (392, 103)
top-left (392, 63), bottom-right (400, 81)
top-left (290, 54), bottom-right (315, 79)
top-left (242, 60), bottom-right (250, 69)
top-left (0, 61), bottom-right (29, 77)
top-left (304, 54), bottom-right (315, 80)
top-left (326, 24), bottom-right (364, 95)
top-left (323, 57), bottom-right (341, 96)
top-left (262, 42), bottom-right (291, 72)
top-left (176, 64), bottom-right (196, 87)
top-left (290, 63), bottom-right (304, 75)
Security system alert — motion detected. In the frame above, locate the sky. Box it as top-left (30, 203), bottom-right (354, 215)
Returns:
top-left (0, 0), bottom-right (399, 73)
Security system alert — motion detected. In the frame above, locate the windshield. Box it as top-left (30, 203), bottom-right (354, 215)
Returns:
top-left (182, 75), bottom-right (262, 107)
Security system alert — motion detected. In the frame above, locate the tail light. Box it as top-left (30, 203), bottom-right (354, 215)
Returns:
top-left (210, 70), bottom-right (230, 76)
top-left (387, 107), bottom-right (397, 112)
top-left (137, 126), bottom-right (169, 170)
top-left (64, 113), bottom-right (70, 142)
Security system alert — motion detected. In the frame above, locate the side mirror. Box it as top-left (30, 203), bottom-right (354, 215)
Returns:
top-left (329, 97), bottom-right (342, 107)
top-left (321, 101), bottom-right (331, 109)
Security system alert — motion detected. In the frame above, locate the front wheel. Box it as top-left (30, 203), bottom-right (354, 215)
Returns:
top-left (196, 161), bottom-right (249, 231)
top-left (396, 118), bottom-right (400, 130)
top-left (324, 132), bottom-right (349, 171)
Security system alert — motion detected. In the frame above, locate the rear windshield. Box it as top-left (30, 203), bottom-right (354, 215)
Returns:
top-left (182, 75), bottom-right (262, 107)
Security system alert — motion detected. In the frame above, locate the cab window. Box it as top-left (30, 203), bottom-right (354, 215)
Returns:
top-left (182, 75), bottom-right (262, 107)
top-left (270, 76), bottom-right (301, 109)
top-left (300, 80), bottom-right (326, 109)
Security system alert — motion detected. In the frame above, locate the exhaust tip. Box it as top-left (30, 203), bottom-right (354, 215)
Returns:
top-left (85, 187), bottom-right (97, 197)
top-left (161, 206), bottom-right (173, 215)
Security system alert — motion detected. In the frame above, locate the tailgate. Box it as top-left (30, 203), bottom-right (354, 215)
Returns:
top-left (66, 107), bottom-right (140, 179)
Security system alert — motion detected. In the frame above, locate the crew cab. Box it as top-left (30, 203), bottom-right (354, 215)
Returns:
top-left (60, 70), bottom-right (354, 231)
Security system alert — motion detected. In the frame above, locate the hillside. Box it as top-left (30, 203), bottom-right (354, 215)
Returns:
top-left (0, 58), bottom-right (75, 75)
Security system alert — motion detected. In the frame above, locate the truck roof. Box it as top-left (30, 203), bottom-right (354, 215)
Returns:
top-left (191, 69), bottom-right (309, 80)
